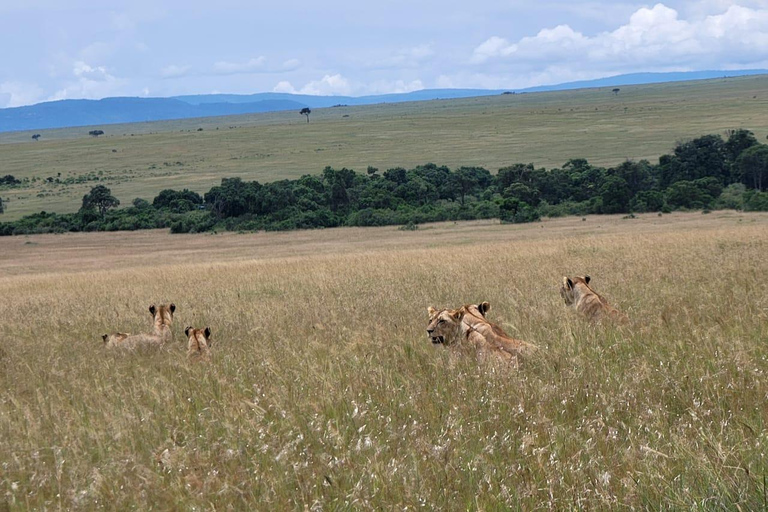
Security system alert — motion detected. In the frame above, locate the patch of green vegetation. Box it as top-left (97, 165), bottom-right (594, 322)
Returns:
top-left (1, 76), bottom-right (767, 219)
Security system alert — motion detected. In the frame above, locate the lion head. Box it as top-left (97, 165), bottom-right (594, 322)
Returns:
top-left (185, 326), bottom-right (212, 357)
top-left (149, 303), bottom-right (175, 327)
top-left (426, 306), bottom-right (464, 345)
top-left (102, 332), bottom-right (129, 346)
top-left (461, 301), bottom-right (491, 319)
top-left (560, 275), bottom-right (590, 305)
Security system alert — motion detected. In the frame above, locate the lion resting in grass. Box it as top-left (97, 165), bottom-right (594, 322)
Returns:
top-left (185, 326), bottom-right (212, 359)
top-left (427, 301), bottom-right (537, 364)
top-left (103, 303), bottom-right (176, 348)
top-left (560, 275), bottom-right (627, 322)
top-left (101, 332), bottom-right (130, 347)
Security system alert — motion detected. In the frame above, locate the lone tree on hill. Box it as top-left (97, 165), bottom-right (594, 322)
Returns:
top-left (88, 129), bottom-right (105, 137)
top-left (612, 88), bottom-right (620, 96)
top-left (300, 107), bottom-right (311, 123)
top-left (32, 134), bottom-right (41, 141)
top-left (81, 185), bottom-right (119, 218)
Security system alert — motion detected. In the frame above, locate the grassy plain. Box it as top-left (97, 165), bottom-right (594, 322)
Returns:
top-left (1, 211), bottom-right (768, 508)
top-left (1, 75), bottom-right (767, 220)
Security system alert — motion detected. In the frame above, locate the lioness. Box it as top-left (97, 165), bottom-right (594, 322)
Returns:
top-left (102, 332), bottom-right (130, 347)
top-left (427, 302), bottom-right (536, 364)
top-left (105, 303), bottom-right (176, 348)
top-left (185, 326), bottom-right (212, 359)
top-left (560, 275), bottom-right (627, 322)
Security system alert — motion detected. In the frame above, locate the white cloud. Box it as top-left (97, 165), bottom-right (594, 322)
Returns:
top-left (273, 75), bottom-right (423, 96)
top-left (366, 79), bottom-right (424, 94)
top-left (72, 61), bottom-right (113, 81)
top-left (471, 3), bottom-right (768, 72)
top-left (209, 56), bottom-right (303, 75)
top-left (48, 61), bottom-right (125, 101)
top-left (161, 64), bottom-right (192, 78)
top-left (365, 43), bottom-right (436, 69)
top-left (212, 57), bottom-right (267, 75)
top-left (298, 74), bottom-right (353, 95)
top-left (273, 80), bottom-right (296, 93)
top-left (281, 59), bottom-right (301, 71)
top-left (0, 81), bottom-right (45, 108)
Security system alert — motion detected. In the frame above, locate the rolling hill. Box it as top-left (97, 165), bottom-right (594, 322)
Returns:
top-left (0, 69), bottom-right (765, 133)
top-left (0, 74), bottom-right (766, 220)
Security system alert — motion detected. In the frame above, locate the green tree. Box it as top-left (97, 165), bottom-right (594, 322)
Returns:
top-left (609, 160), bottom-right (655, 195)
top-left (81, 185), bottom-right (119, 218)
top-left (499, 198), bottom-right (539, 223)
top-left (132, 198), bottom-right (151, 209)
top-left (0, 196), bottom-right (4, 214)
top-left (598, 176), bottom-right (632, 213)
top-left (451, 166), bottom-right (491, 205)
top-left (665, 178), bottom-right (722, 209)
top-left (659, 135), bottom-right (727, 187)
top-left (503, 183), bottom-right (540, 206)
top-left (735, 144), bottom-right (768, 191)
top-left (724, 129), bottom-right (759, 163)
top-left (630, 190), bottom-right (664, 212)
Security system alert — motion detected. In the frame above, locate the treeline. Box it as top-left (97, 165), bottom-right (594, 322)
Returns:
top-left (1, 129), bottom-right (767, 236)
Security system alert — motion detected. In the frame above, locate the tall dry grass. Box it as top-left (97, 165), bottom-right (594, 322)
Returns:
top-left (1, 214), bottom-right (767, 509)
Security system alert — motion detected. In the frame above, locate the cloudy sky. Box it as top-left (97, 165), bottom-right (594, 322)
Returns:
top-left (1, 0), bottom-right (767, 108)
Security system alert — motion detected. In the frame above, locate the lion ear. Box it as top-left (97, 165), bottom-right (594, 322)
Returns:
top-left (428, 306), bottom-right (437, 316)
top-left (584, 275), bottom-right (591, 284)
top-left (451, 309), bottom-right (463, 320)
top-left (478, 301), bottom-right (491, 315)
top-left (184, 326), bottom-right (191, 337)
top-left (149, 304), bottom-right (156, 316)
top-left (564, 277), bottom-right (573, 290)
top-left (170, 303), bottom-right (176, 313)
top-left (102, 334), bottom-right (108, 342)
top-left (204, 327), bottom-right (211, 338)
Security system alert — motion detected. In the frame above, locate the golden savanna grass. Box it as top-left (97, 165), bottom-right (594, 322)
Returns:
top-left (1, 75), bottom-right (767, 219)
top-left (1, 212), bottom-right (768, 509)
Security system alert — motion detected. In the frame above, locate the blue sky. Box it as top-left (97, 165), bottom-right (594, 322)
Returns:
top-left (1, 0), bottom-right (766, 107)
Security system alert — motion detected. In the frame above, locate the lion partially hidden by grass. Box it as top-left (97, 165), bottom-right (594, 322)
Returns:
top-left (185, 326), bottom-right (212, 359)
top-left (103, 304), bottom-right (175, 348)
top-left (560, 275), bottom-right (627, 322)
top-left (426, 301), bottom-right (537, 364)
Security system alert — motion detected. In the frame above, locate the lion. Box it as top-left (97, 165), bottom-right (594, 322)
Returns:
top-left (102, 332), bottom-right (130, 347)
top-left (185, 326), bottom-right (212, 359)
top-left (560, 275), bottom-right (627, 322)
top-left (427, 301), bottom-right (537, 364)
top-left (104, 303), bottom-right (176, 348)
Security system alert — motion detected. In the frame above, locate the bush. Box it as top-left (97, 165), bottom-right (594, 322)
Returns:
top-left (743, 190), bottom-right (768, 211)
top-left (715, 183), bottom-right (747, 210)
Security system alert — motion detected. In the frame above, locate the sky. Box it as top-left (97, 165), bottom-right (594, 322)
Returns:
top-left (1, 0), bottom-right (767, 108)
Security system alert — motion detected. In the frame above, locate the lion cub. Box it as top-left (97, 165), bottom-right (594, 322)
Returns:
top-left (103, 303), bottom-right (176, 348)
top-left (560, 276), bottom-right (627, 322)
top-left (185, 326), bottom-right (212, 359)
top-left (427, 301), bottom-right (536, 364)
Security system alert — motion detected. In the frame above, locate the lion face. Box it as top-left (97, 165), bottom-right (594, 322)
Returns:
top-left (426, 307), bottom-right (463, 345)
top-left (560, 275), bottom-right (590, 305)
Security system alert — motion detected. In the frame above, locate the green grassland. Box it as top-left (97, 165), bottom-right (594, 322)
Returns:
top-left (1, 212), bottom-right (767, 508)
top-left (1, 75), bottom-right (767, 220)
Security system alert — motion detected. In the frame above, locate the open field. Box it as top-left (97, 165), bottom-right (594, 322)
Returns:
top-left (2, 212), bottom-right (768, 508)
top-left (1, 75), bottom-right (767, 220)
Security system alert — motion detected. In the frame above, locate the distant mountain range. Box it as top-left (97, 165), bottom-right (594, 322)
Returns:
top-left (1, 69), bottom-right (765, 133)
